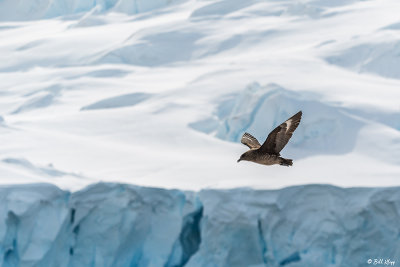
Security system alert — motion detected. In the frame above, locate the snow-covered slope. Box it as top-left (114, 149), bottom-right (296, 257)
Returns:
top-left (1, 2), bottom-right (399, 266)
top-left (0, 0), bottom-right (185, 21)
top-left (0, 183), bottom-right (399, 267)
top-left (0, 0), bottom-right (400, 191)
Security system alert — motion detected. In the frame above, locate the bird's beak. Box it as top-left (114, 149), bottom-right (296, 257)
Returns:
top-left (237, 159), bottom-right (241, 163)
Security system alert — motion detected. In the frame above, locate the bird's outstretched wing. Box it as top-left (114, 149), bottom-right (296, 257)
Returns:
top-left (259, 111), bottom-right (302, 154)
top-left (241, 132), bottom-right (261, 149)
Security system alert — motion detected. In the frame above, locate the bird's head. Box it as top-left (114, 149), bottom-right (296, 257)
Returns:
top-left (237, 151), bottom-right (251, 163)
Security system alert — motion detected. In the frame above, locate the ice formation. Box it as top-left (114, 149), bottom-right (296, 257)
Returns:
top-left (0, 0), bottom-right (399, 265)
top-left (0, 0), bottom-right (184, 21)
top-left (0, 183), bottom-right (399, 267)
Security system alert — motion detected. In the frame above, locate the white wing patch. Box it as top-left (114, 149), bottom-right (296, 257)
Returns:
top-left (285, 119), bottom-right (292, 133)
top-left (243, 136), bottom-right (253, 142)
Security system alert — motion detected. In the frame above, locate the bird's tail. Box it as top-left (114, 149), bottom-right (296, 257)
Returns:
top-left (279, 157), bottom-right (293, 167)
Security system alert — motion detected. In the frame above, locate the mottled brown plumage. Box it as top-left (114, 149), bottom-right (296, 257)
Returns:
top-left (237, 111), bottom-right (302, 166)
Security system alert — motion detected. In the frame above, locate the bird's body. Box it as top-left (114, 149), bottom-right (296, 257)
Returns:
top-left (239, 150), bottom-right (292, 166)
top-left (237, 111), bottom-right (302, 166)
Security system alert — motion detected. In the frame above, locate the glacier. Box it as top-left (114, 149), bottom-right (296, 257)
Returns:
top-left (0, 0), bottom-right (400, 265)
top-left (0, 183), bottom-right (399, 267)
top-left (0, 0), bottom-right (185, 21)
top-left (0, 0), bottom-right (399, 190)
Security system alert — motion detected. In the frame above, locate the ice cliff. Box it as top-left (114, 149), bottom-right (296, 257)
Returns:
top-left (0, 183), bottom-right (399, 267)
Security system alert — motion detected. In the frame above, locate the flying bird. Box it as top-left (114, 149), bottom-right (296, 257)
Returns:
top-left (237, 111), bottom-right (302, 166)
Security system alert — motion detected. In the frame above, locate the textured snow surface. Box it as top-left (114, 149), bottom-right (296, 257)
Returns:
top-left (0, 0), bottom-right (400, 191)
top-left (1, 2), bottom-right (399, 266)
top-left (0, 183), bottom-right (399, 267)
top-left (0, 0), bottom-right (185, 21)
